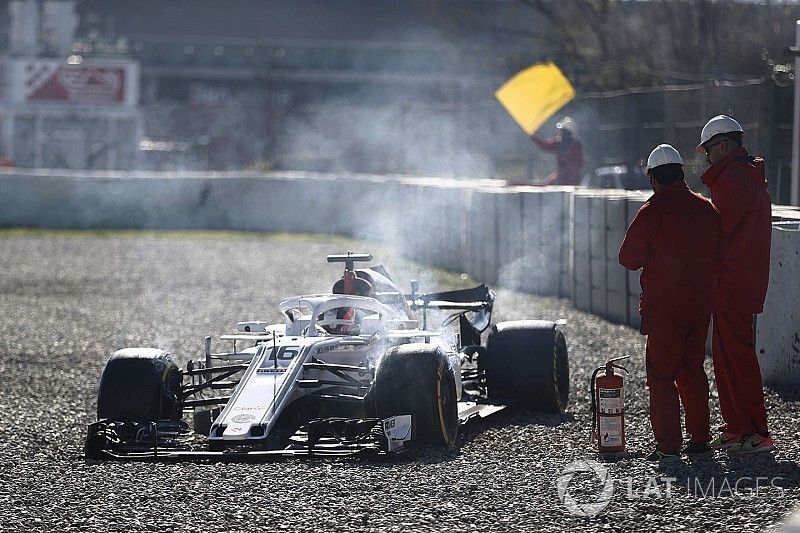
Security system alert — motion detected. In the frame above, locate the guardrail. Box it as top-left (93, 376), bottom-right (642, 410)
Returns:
top-left (1, 169), bottom-right (798, 386)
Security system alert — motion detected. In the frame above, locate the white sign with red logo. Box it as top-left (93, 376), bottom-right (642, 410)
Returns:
top-left (0, 58), bottom-right (138, 107)
top-left (25, 63), bottom-right (125, 103)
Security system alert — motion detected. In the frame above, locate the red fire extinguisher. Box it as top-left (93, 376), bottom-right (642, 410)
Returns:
top-left (590, 356), bottom-right (629, 454)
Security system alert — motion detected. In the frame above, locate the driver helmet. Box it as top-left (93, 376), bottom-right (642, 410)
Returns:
top-left (318, 307), bottom-right (359, 335)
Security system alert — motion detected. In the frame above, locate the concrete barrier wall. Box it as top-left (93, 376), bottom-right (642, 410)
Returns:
top-left (571, 189), bottom-right (648, 328)
top-left (756, 222), bottom-right (800, 388)
top-left (625, 195), bottom-right (648, 331)
top-left (0, 169), bottom-right (572, 290)
top-left (1, 169), bottom-right (799, 386)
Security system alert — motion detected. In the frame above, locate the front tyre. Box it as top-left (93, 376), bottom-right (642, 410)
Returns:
top-left (372, 344), bottom-right (458, 448)
top-left (96, 348), bottom-right (182, 422)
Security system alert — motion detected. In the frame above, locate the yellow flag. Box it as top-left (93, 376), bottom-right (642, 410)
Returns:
top-left (495, 62), bottom-right (575, 135)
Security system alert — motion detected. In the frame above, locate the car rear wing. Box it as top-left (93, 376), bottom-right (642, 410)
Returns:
top-left (408, 284), bottom-right (495, 346)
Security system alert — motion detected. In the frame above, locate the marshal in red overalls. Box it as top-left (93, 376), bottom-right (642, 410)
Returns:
top-left (620, 181), bottom-right (721, 453)
top-left (700, 147), bottom-right (771, 438)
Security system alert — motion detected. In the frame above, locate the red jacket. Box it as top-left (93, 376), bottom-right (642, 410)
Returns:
top-left (619, 181), bottom-right (721, 319)
top-left (700, 147), bottom-right (772, 313)
top-left (531, 135), bottom-right (583, 185)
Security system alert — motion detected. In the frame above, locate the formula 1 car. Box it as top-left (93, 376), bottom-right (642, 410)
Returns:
top-left (85, 252), bottom-right (569, 462)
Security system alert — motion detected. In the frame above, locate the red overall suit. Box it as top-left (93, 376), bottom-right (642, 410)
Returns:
top-left (700, 147), bottom-right (771, 437)
top-left (619, 181), bottom-right (721, 452)
top-left (531, 135), bottom-right (584, 185)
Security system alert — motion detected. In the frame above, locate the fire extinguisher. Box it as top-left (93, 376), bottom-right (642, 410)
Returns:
top-left (590, 356), bottom-right (629, 454)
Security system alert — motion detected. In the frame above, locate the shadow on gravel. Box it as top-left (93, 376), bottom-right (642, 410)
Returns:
top-left (651, 453), bottom-right (800, 494)
top-left (508, 407), bottom-right (577, 425)
top-left (457, 408), bottom-right (575, 449)
top-left (75, 407), bottom-right (576, 468)
top-left (374, 407), bottom-right (577, 466)
top-left (769, 384), bottom-right (800, 401)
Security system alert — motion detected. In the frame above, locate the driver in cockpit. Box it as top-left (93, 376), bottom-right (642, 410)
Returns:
top-left (318, 307), bottom-right (363, 336)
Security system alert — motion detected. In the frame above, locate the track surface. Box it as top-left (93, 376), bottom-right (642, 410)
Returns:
top-left (1, 231), bottom-right (799, 532)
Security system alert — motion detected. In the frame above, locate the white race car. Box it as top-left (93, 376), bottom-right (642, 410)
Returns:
top-left (85, 253), bottom-right (569, 461)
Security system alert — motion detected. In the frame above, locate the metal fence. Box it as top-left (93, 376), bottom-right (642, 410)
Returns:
top-left (566, 78), bottom-right (792, 203)
top-left (133, 78), bottom-right (794, 203)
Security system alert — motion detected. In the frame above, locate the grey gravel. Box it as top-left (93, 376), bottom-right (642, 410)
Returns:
top-left (1, 230), bottom-right (799, 533)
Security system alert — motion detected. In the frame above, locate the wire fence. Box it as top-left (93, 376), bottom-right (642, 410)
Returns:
top-left (131, 78), bottom-right (794, 203)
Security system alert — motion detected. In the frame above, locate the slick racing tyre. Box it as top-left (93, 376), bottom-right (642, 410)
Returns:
top-left (373, 344), bottom-right (458, 448)
top-left (482, 320), bottom-right (569, 413)
top-left (97, 348), bottom-right (182, 422)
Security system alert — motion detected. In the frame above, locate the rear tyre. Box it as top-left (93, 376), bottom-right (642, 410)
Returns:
top-left (482, 320), bottom-right (569, 413)
top-left (97, 348), bottom-right (182, 422)
top-left (372, 344), bottom-right (458, 448)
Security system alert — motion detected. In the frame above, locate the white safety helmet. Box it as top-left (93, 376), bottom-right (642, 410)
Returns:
top-left (646, 144), bottom-right (683, 171)
top-left (696, 115), bottom-right (743, 152)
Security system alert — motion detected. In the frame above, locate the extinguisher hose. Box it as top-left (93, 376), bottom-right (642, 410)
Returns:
top-left (589, 366), bottom-right (604, 443)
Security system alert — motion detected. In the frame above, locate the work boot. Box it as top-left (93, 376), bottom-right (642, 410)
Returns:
top-left (710, 431), bottom-right (741, 450)
top-left (728, 434), bottom-right (775, 454)
top-left (682, 441), bottom-right (712, 457)
top-left (645, 448), bottom-right (680, 462)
